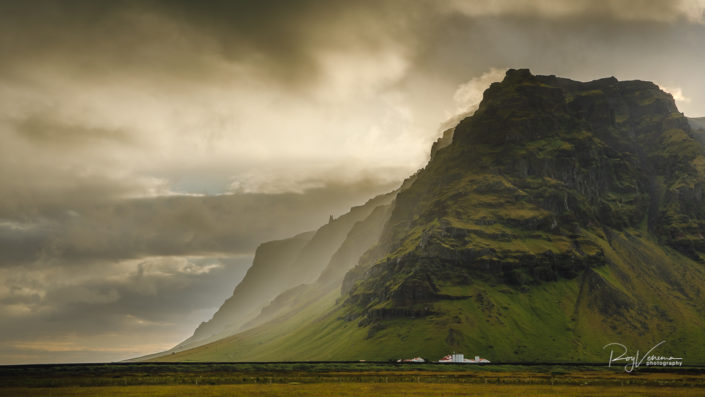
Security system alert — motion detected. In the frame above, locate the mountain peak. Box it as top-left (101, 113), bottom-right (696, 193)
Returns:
top-left (503, 67), bottom-right (534, 81)
top-left (456, 68), bottom-right (682, 151)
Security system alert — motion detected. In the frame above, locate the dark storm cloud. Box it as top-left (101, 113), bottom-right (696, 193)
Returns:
top-left (13, 113), bottom-right (133, 146)
top-left (1, 0), bottom-right (702, 91)
top-left (0, 0), bottom-right (429, 88)
top-left (0, 255), bottom-right (253, 363)
top-left (405, 5), bottom-right (705, 116)
top-left (2, 257), bottom-right (249, 333)
top-left (414, 13), bottom-right (705, 75)
top-left (446, 0), bottom-right (696, 20)
top-left (0, 222), bottom-right (48, 265)
top-left (0, 180), bottom-right (396, 267)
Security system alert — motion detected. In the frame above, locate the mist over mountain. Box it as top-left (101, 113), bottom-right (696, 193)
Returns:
top-left (170, 191), bottom-right (396, 352)
top-left (149, 70), bottom-right (705, 363)
top-left (690, 117), bottom-right (705, 146)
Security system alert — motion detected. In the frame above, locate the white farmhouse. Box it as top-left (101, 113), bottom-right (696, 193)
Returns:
top-left (438, 353), bottom-right (490, 363)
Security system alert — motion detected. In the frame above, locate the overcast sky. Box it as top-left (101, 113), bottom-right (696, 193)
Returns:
top-left (1, 0), bottom-right (704, 364)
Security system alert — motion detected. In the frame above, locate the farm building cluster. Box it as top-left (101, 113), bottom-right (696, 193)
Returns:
top-left (397, 353), bottom-right (490, 363)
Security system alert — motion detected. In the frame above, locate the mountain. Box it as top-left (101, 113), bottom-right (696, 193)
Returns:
top-left (166, 190), bottom-right (396, 353)
top-left (151, 69), bottom-right (705, 363)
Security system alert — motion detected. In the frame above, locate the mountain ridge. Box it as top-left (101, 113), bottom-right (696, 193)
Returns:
top-left (148, 69), bottom-right (705, 363)
top-left (168, 190), bottom-right (396, 353)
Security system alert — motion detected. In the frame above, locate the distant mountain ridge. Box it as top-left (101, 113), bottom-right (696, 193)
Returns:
top-left (148, 70), bottom-right (705, 363)
top-left (167, 191), bottom-right (396, 354)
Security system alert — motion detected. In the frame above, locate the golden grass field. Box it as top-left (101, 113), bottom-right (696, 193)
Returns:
top-left (2, 363), bottom-right (705, 396)
top-left (2, 383), bottom-right (705, 397)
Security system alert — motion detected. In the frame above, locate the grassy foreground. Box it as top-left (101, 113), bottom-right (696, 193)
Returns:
top-left (2, 383), bottom-right (705, 397)
top-left (2, 363), bottom-right (705, 396)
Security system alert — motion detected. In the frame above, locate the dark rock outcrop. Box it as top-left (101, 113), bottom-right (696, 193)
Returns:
top-left (343, 69), bottom-right (705, 326)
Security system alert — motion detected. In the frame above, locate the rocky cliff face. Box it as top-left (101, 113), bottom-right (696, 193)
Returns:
top-left (343, 69), bottom-right (705, 322)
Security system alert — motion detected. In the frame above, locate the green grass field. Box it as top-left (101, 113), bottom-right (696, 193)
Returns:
top-left (2, 363), bottom-right (705, 396)
top-left (3, 383), bottom-right (705, 397)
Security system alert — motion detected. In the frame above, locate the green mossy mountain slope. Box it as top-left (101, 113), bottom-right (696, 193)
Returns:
top-left (155, 230), bottom-right (705, 363)
top-left (153, 70), bottom-right (705, 363)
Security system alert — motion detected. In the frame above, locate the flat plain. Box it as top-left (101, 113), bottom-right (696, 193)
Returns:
top-left (1, 363), bottom-right (704, 396)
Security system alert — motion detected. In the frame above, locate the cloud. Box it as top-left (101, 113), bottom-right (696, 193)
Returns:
top-left (441, 67), bottom-right (508, 128)
top-left (660, 85), bottom-right (692, 104)
top-left (0, 180), bottom-right (396, 268)
top-left (452, 69), bottom-right (505, 113)
top-left (0, 255), bottom-right (252, 363)
top-left (13, 113), bottom-right (134, 147)
top-left (0, 1), bottom-right (425, 92)
top-left (445, 0), bottom-right (705, 23)
top-left (0, 0), bottom-right (438, 204)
